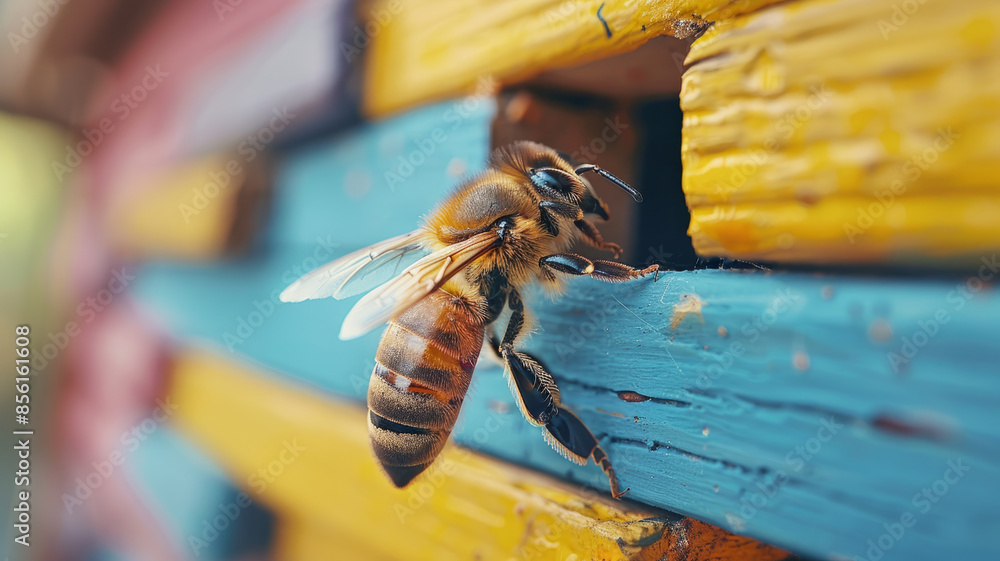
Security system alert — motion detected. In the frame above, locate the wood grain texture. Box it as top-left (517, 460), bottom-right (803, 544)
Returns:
top-left (361, 0), bottom-right (786, 116)
top-left (680, 0), bottom-right (1000, 267)
top-left (169, 349), bottom-right (791, 561)
top-left (132, 100), bottom-right (1000, 560)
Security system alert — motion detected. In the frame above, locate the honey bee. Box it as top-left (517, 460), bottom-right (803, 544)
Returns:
top-left (280, 141), bottom-right (658, 497)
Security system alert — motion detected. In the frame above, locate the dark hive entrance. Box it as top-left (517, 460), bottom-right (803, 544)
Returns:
top-left (490, 35), bottom-right (699, 270)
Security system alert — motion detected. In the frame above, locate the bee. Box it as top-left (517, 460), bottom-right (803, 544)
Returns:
top-left (280, 141), bottom-right (658, 497)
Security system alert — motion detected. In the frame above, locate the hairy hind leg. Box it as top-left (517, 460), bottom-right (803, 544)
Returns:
top-left (497, 290), bottom-right (627, 498)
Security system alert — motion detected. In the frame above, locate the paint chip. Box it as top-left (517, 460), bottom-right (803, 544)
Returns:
top-left (670, 293), bottom-right (706, 329)
top-left (617, 391), bottom-right (650, 403)
top-left (872, 414), bottom-right (952, 441)
top-left (446, 157), bottom-right (467, 178)
top-left (869, 318), bottom-right (893, 342)
top-left (793, 351), bottom-right (810, 371)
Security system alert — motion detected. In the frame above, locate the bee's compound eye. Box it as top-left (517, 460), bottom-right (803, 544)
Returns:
top-left (529, 169), bottom-right (564, 194)
top-left (494, 216), bottom-right (516, 240)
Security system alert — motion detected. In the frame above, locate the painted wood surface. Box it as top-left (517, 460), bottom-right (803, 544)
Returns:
top-left (131, 101), bottom-right (1000, 560)
top-left (681, 0), bottom-right (1000, 267)
top-left (361, 0), bottom-right (787, 116)
top-left (168, 349), bottom-right (792, 560)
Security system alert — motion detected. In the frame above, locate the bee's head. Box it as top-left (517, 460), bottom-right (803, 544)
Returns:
top-left (490, 141), bottom-right (642, 221)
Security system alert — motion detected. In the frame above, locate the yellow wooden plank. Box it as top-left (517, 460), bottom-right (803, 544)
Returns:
top-left (361, 0), bottom-right (785, 117)
top-left (168, 349), bottom-right (791, 561)
top-left (680, 0), bottom-right (1000, 266)
top-left (106, 155), bottom-right (247, 260)
top-left (276, 514), bottom-right (792, 561)
top-left (276, 518), bottom-right (398, 561)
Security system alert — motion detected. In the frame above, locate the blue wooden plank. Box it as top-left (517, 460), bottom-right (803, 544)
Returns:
top-left (520, 271), bottom-right (1000, 561)
top-left (131, 100), bottom-right (1000, 561)
top-left (130, 428), bottom-right (273, 561)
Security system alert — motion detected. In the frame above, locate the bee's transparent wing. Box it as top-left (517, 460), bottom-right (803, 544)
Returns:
top-left (280, 230), bottom-right (427, 303)
top-left (339, 231), bottom-right (500, 340)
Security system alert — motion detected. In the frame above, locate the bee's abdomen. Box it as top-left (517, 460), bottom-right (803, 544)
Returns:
top-left (367, 289), bottom-right (484, 488)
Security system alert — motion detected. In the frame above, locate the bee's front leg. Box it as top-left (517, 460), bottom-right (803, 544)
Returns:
top-left (537, 200), bottom-right (581, 237)
top-left (497, 290), bottom-right (627, 498)
top-left (573, 219), bottom-right (623, 259)
top-left (540, 253), bottom-right (659, 282)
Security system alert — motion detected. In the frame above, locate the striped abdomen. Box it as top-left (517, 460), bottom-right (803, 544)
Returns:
top-left (367, 289), bottom-right (484, 487)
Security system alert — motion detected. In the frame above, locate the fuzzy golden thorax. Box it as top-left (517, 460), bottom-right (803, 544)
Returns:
top-left (423, 165), bottom-right (579, 289)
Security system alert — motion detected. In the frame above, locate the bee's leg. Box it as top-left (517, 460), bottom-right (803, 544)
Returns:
top-left (502, 347), bottom-right (628, 498)
top-left (573, 219), bottom-right (623, 259)
top-left (537, 200), bottom-right (581, 237)
top-left (543, 401), bottom-right (628, 499)
top-left (494, 290), bottom-right (557, 426)
top-left (498, 290), bottom-right (627, 498)
top-left (540, 253), bottom-right (659, 282)
top-left (481, 269), bottom-right (509, 359)
top-left (487, 334), bottom-right (503, 359)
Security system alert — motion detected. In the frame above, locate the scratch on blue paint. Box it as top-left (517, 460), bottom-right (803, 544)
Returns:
top-left (597, 3), bottom-right (612, 38)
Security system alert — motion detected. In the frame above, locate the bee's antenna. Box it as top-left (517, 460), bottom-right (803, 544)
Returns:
top-left (574, 164), bottom-right (643, 203)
